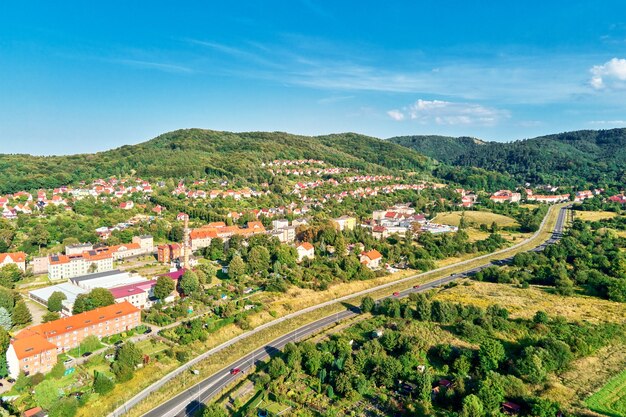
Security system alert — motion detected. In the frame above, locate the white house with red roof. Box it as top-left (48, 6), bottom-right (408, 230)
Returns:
top-left (360, 249), bottom-right (382, 269)
top-left (296, 242), bottom-right (315, 262)
top-left (0, 251), bottom-right (27, 272)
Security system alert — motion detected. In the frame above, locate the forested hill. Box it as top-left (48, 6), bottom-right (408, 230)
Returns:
top-left (390, 128), bottom-right (626, 186)
top-left (0, 129), bottom-right (434, 194)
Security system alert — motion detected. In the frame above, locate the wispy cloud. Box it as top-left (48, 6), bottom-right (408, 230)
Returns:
top-left (590, 58), bottom-right (626, 89)
top-left (317, 95), bottom-right (354, 104)
top-left (387, 99), bottom-right (510, 126)
top-left (588, 120), bottom-right (626, 125)
top-left (110, 58), bottom-right (193, 74)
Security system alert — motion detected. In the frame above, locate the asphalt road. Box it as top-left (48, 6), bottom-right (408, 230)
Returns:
top-left (140, 206), bottom-right (570, 417)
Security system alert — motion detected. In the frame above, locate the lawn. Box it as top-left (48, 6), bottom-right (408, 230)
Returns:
top-left (434, 211), bottom-right (519, 228)
top-left (574, 211), bottom-right (618, 222)
top-left (136, 339), bottom-right (169, 356)
top-left (586, 368), bottom-right (626, 417)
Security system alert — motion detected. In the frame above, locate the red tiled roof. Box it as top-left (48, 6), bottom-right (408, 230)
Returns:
top-left (298, 242), bottom-right (314, 251)
top-left (16, 302), bottom-right (139, 340)
top-left (0, 251), bottom-right (26, 263)
top-left (10, 334), bottom-right (57, 360)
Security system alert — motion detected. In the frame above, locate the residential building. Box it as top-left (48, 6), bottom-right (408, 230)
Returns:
top-left (333, 215), bottom-right (357, 231)
top-left (0, 251), bottom-right (27, 272)
top-left (132, 235), bottom-right (154, 252)
top-left (31, 256), bottom-right (49, 274)
top-left (65, 243), bottom-right (93, 256)
top-left (109, 280), bottom-right (157, 309)
top-left (360, 249), bottom-right (382, 269)
top-left (296, 242), bottom-right (315, 262)
top-left (158, 243), bottom-right (182, 263)
top-left (6, 334), bottom-right (57, 377)
top-left (48, 250), bottom-right (114, 280)
top-left (490, 190), bottom-right (522, 203)
top-left (7, 302), bottom-right (140, 377)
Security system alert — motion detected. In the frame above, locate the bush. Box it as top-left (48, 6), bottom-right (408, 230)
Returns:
top-left (49, 397), bottom-right (78, 417)
top-left (93, 372), bottom-right (114, 394)
top-left (49, 360), bottom-right (66, 379)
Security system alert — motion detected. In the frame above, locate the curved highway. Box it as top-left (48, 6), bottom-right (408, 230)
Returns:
top-left (137, 205), bottom-right (569, 417)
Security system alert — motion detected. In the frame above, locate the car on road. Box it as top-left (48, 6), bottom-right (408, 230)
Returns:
top-left (230, 368), bottom-right (242, 375)
top-left (105, 353), bottom-right (115, 360)
top-left (7, 378), bottom-right (15, 384)
top-left (81, 352), bottom-right (92, 358)
top-left (393, 292), bottom-right (400, 297)
top-left (144, 328), bottom-right (152, 334)
top-left (63, 358), bottom-right (73, 365)
top-left (413, 284), bottom-right (420, 289)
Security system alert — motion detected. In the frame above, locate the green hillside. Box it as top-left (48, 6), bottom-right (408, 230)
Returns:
top-left (0, 129), bottom-right (433, 194)
top-left (390, 128), bottom-right (626, 186)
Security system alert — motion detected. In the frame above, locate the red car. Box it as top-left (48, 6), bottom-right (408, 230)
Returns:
top-left (393, 292), bottom-right (400, 297)
top-left (413, 284), bottom-right (420, 289)
top-left (230, 368), bottom-right (242, 375)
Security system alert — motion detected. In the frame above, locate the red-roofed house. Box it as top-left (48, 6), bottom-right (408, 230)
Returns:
top-left (360, 249), bottom-right (382, 269)
top-left (7, 302), bottom-right (140, 377)
top-left (296, 242), bottom-right (315, 262)
top-left (0, 251), bottom-right (27, 272)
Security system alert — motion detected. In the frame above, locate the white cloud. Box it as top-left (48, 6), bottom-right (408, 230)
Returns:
top-left (588, 120), bottom-right (626, 125)
top-left (590, 58), bottom-right (626, 89)
top-left (386, 109), bottom-right (405, 121)
top-left (387, 99), bottom-right (509, 126)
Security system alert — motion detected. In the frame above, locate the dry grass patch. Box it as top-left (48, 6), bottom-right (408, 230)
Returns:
top-left (435, 211), bottom-right (519, 228)
top-left (574, 211), bottom-right (618, 222)
top-left (435, 281), bottom-right (625, 324)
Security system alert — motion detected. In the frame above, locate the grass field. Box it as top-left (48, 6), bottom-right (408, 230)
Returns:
top-left (574, 211), bottom-right (618, 221)
top-left (434, 210), bottom-right (519, 228)
top-left (585, 369), bottom-right (626, 417)
top-left (435, 280), bottom-right (625, 324)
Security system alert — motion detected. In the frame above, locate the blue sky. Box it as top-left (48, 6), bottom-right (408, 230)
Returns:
top-left (1, 1), bottom-right (626, 155)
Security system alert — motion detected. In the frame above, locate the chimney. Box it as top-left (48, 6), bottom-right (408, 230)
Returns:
top-left (183, 214), bottom-right (190, 269)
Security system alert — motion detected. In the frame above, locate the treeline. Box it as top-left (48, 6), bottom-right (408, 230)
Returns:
top-left (475, 219), bottom-right (626, 302)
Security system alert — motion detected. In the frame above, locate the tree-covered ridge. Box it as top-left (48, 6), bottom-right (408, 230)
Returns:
top-left (390, 128), bottom-right (626, 186)
top-left (0, 129), bottom-right (433, 194)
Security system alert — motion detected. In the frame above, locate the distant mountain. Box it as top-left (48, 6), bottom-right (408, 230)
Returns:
top-left (0, 129), bottom-right (433, 194)
top-left (390, 129), bottom-right (626, 186)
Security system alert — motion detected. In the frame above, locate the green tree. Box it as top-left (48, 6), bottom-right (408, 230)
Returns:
top-left (0, 264), bottom-right (22, 288)
top-left (202, 404), bottom-right (228, 417)
top-left (89, 287), bottom-right (115, 308)
top-left (34, 379), bottom-right (61, 409)
top-left (360, 296), bottom-right (375, 313)
top-left (415, 293), bottom-right (431, 321)
top-left (93, 371), bottom-right (115, 394)
top-left (49, 397), bottom-right (78, 417)
top-left (42, 311), bottom-right (61, 323)
top-left (268, 357), bottom-right (287, 379)
top-left (12, 300), bottom-right (31, 326)
top-left (47, 291), bottom-right (67, 312)
top-left (154, 276), bottom-right (175, 300)
top-left (0, 307), bottom-right (12, 330)
top-left (179, 271), bottom-right (200, 296)
top-left (80, 335), bottom-right (101, 353)
top-left (479, 339), bottom-right (505, 374)
top-left (0, 327), bottom-right (10, 378)
top-left (531, 398), bottom-right (560, 417)
top-left (415, 366), bottom-right (433, 403)
top-left (478, 374), bottom-right (505, 415)
top-left (49, 360), bottom-right (66, 379)
top-left (461, 394), bottom-right (485, 417)
top-left (0, 287), bottom-right (14, 313)
top-left (117, 341), bottom-right (142, 368)
top-left (248, 246), bottom-right (270, 274)
top-left (208, 238), bottom-right (224, 260)
top-left (228, 255), bottom-right (246, 280)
